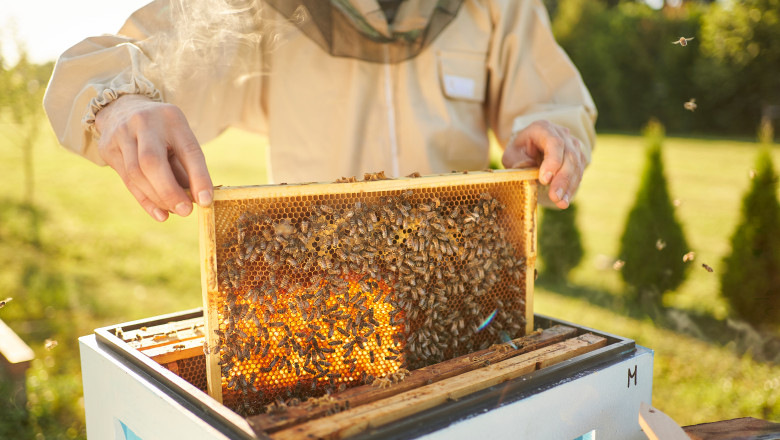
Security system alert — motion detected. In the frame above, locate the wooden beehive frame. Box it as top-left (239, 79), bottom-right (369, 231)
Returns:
top-left (198, 169), bottom-right (538, 405)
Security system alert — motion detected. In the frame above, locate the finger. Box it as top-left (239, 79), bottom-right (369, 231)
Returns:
top-left (167, 109), bottom-right (213, 207)
top-left (136, 132), bottom-right (193, 218)
top-left (117, 132), bottom-right (170, 210)
top-left (513, 121), bottom-right (565, 185)
top-left (535, 124), bottom-right (566, 186)
top-left (548, 139), bottom-right (585, 209)
top-left (99, 128), bottom-right (172, 221)
top-left (508, 159), bottom-right (538, 169)
top-left (169, 156), bottom-right (190, 188)
top-left (503, 134), bottom-right (539, 170)
top-left (502, 147), bottom-right (537, 169)
top-left (102, 140), bottom-right (170, 222)
top-left (125, 177), bottom-right (170, 222)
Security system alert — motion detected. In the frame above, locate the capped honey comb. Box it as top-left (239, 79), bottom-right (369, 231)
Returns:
top-left (199, 169), bottom-right (538, 416)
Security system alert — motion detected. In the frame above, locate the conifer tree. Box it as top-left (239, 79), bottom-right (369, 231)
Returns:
top-left (720, 120), bottom-right (780, 327)
top-left (618, 120), bottom-right (689, 305)
top-left (538, 202), bottom-right (584, 280)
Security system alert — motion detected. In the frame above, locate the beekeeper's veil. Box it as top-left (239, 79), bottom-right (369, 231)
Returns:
top-left (264, 0), bottom-right (464, 63)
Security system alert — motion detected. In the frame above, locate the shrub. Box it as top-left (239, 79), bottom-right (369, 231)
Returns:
top-left (618, 120), bottom-right (689, 306)
top-left (538, 202), bottom-right (584, 280)
top-left (720, 126), bottom-right (780, 327)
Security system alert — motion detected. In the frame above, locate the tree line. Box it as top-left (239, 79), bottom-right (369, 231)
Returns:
top-left (549, 0), bottom-right (780, 137)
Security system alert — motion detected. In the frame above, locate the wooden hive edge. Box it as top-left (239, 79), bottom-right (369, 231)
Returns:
top-left (199, 203), bottom-right (223, 403)
top-left (212, 169), bottom-right (539, 201)
top-left (270, 333), bottom-right (607, 440)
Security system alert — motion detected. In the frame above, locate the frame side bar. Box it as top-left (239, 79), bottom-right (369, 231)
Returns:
top-left (199, 203), bottom-right (223, 403)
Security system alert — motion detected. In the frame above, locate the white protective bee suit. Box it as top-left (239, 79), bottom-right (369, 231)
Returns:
top-left (44, 0), bottom-right (596, 184)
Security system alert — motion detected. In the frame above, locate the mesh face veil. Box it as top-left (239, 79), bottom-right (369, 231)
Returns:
top-left (264, 0), bottom-right (464, 63)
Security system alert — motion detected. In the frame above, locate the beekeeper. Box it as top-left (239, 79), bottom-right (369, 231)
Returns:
top-left (44, 0), bottom-right (596, 222)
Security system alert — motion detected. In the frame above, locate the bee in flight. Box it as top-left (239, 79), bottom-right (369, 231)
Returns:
top-left (673, 37), bottom-right (694, 46)
top-left (684, 99), bottom-right (697, 112)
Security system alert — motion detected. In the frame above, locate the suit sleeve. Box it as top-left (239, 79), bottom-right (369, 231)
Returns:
top-left (485, 0), bottom-right (597, 164)
top-left (43, 0), bottom-right (265, 165)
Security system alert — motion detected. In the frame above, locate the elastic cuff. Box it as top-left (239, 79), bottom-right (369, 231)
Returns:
top-left (82, 78), bottom-right (163, 138)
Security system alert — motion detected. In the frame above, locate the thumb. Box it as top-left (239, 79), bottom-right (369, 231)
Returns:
top-left (171, 126), bottom-right (213, 207)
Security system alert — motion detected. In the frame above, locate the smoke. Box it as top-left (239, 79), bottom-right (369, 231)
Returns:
top-left (665, 309), bottom-right (780, 364)
top-left (725, 318), bottom-right (780, 363)
top-left (141, 0), bottom-right (284, 92)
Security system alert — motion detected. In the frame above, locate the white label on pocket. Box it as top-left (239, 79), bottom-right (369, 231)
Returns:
top-left (443, 74), bottom-right (476, 99)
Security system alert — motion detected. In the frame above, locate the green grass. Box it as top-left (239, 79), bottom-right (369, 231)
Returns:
top-left (570, 134), bottom-right (780, 319)
top-left (536, 133), bottom-right (780, 423)
top-left (0, 121), bottom-right (778, 438)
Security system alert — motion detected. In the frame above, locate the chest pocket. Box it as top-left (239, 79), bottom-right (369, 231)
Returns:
top-left (436, 50), bottom-right (488, 103)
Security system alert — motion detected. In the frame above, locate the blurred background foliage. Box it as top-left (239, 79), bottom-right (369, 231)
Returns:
top-left (617, 120), bottom-right (690, 308)
top-left (1, 0), bottom-right (780, 438)
top-left (549, 0), bottom-right (780, 135)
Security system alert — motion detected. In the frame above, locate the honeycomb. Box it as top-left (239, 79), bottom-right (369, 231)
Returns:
top-left (164, 355), bottom-right (208, 392)
top-left (200, 170), bottom-right (537, 416)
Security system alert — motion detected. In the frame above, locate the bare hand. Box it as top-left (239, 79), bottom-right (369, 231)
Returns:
top-left (501, 120), bottom-right (587, 209)
top-left (95, 94), bottom-right (213, 221)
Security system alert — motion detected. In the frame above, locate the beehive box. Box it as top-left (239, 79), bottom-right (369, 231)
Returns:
top-left (101, 311), bottom-right (631, 439)
top-left (198, 169), bottom-right (538, 415)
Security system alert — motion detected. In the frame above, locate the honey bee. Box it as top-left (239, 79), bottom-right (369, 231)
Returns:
top-left (0, 297), bottom-right (13, 308)
top-left (44, 339), bottom-right (58, 351)
top-left (682, 251), bottom-right (695, 262)
top-left (672, 36), bottom-right (694, 46)
top-left (684, 99), bottom-right (697, 112)
top-left (172, 344), bottom-right (185, 351)
top-left (372, 377), bottom-right (392, 389)
top-left (612, 259), bottom-right (625, 271)
top-left (655, 239), bottom-right (666, 251)
top-left (274, 221), bottom-right (295, 237)
top-left (702, 263), bottom-right (714, 273)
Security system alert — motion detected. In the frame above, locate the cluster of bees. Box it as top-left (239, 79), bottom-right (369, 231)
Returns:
top-left (212, 188), bottom-right (526, 415)
top-left (372, 367), bottom-right (410, 389)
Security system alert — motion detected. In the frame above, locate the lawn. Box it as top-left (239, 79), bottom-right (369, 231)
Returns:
top-left (0, 122), bottom-right (778, 438)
